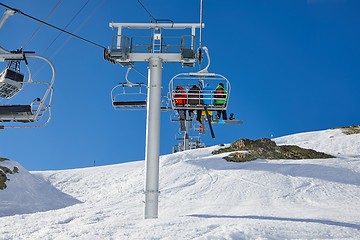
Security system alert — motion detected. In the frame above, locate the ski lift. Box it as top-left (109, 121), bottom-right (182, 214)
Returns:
top-left (172, 132), bottom-right (205, 153)
top-left (169, 110), bottom-right (193, 123)
top-left (168, 47), bottom-right (231, 112)
top-left (111, 67), bottom-right (147, 109)
top-left (0, 53), bottom-right (55, 129)
top-left (169, 46), bottom-right (244, 139)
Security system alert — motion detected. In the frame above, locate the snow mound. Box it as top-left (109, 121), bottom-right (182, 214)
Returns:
top-left (0, 159), bottom-right (81, 217)
top-left (274, 128), bottom-right (360, 157)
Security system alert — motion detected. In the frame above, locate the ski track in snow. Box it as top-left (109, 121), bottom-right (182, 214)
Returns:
top-left (1, 129), bottom-right (360, 239)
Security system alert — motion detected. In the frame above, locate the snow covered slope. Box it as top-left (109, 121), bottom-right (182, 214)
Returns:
top-left (0, 128), bottom-right (360, 239)
top-left (275, 128), bottom-right (360, 157)
top-left (0, 160), bottom-right (80, 217)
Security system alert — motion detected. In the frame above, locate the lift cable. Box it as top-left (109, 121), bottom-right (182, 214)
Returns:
top-left (42, 0), bottom-right (91, 55)
top-left (129, 64), bottom-right (147, 79)
top-left (29, 0), bottom-right (107, 79)
top-left (45, 0), bottom-right (107, 59)
top-left (30, 0), bottom-right (96, 79)
top-left (22, 0), bottom-right (65, 48)
top-left (136, 0), bottom-right (157, 22)
top-left (0, 2), bottom-right (106, 49)
top-left (135, 0), bottom-right (173, 24)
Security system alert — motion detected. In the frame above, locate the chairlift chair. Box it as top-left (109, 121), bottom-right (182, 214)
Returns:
top-left (111, 67), bottom-right (147, 110)
top-left (172, 132), bottom-right (205, 153)
top-left (169, 72), bottom-right (230, 111)
top-left (0, 54), bottom-right (55, 129)
top-left (169, 47), bottom-right (231, 112)
top-left (188, 135), bottom-right (206, 149)
top-left (169, 46), bottom-right (243, 139)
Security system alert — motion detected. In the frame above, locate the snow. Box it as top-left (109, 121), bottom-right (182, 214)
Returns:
top-left (0, 160), bottom-right (80, 217)
top-left (1, 128), bottom-right (360, 239)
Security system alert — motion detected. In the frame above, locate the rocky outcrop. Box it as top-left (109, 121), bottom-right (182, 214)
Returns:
top-left (212, 138), bottom-right (334, 162)
top-left (0, 158), bottom-right (19, 190)
top-left (335, 125), bottom-right (360, 135)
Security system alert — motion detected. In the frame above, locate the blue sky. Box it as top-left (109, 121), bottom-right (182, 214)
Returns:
top-left (1, 0), bottom-right (359, 170)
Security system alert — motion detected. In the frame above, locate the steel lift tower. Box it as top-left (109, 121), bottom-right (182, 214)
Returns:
top-left (104, 22), bottom-right (203, 219)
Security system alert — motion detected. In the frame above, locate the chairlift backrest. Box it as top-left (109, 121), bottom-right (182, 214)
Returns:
top-left (0, 61), bottom-right (24, 98)
top-left (110, 67), bottom-right (149, 109)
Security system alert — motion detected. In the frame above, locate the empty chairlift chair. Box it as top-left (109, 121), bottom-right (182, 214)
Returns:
top-left (0, 55), bottom-right (55, 129)
top-left (111, 67), bottom-right (147, 110)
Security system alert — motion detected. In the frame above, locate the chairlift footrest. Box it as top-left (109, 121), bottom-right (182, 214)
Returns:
top-left (211, 120), bottom-right (243, 124)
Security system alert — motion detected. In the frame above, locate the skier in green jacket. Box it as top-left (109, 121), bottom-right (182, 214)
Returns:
top-left (214, 83), bottom-right (227, 120)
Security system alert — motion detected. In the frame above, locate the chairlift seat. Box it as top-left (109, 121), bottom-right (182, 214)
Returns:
top-left (111, 77), bottom-right (148, 110)
top-left (113, 101), bottom-right (147, 108)
top-left (0, 104), bottom-right (34, 122)
top-left (211, 119), bottom-right (243, 125)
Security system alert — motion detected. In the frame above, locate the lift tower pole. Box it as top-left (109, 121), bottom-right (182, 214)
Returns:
top-left (144, 57), bottom-right (162, 218)
top-left (105, 22), bottom-right (203, 219)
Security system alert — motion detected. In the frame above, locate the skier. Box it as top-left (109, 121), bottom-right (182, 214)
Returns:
top-left (188, 84), bottom-right (203, 124)
top-left (214, 83), bottom-right (227, 120)
top-left (173, 86), bottom-right (187, 131)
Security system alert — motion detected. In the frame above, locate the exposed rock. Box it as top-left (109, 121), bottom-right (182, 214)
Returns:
top-left (213, 138), bottom-right (335, 162)
top-left (0, 170), bottom-right (7, 190)
top-left (0, 159), bottom-right (19, 190)
top-left (335, 125), bottom-right (360, 135)
top-left (0, 157), bottom-right (9, 162)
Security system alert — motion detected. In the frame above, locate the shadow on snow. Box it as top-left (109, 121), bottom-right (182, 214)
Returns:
top-left (188, 214), bottom-right (360, 231)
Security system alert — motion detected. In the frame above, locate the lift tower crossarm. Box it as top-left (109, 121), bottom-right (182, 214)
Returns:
top-left (109, 22), bottom-right (204, 53)
top-left (109, 22), bottom-right (204, 30)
